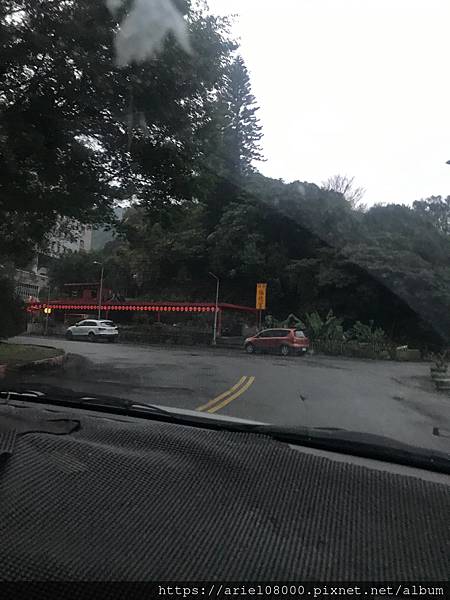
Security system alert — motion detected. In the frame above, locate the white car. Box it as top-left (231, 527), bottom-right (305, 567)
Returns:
top-left (65, 319), bottom-right (119, 343)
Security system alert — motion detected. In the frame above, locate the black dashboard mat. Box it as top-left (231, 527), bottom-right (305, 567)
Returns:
top-left (0, 404), bottom-right (448, 581)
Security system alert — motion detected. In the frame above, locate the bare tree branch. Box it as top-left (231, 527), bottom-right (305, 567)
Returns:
top-left (322, 174), bottom-right (366, 211)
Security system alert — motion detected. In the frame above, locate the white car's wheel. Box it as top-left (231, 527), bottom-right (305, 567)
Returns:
top-left (65, 331), bottom-right (73, 341)
top-left (88, 332), bottom-right (96, 342)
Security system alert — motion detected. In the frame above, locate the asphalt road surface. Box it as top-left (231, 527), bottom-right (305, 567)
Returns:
top-left (6, 335), bottom-right (450, 453)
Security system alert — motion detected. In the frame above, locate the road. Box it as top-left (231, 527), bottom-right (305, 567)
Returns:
top-left (6, 335), bottom-right (450, 453)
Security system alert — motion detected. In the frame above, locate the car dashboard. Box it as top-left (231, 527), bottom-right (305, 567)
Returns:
top-left (0, 400), bottom-right (448, 585)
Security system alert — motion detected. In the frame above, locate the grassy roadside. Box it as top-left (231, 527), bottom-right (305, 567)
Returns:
top-left (0, 343), bottom-right (64, 366)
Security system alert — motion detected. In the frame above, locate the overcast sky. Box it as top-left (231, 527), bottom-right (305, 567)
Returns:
top-left (207, 0), bottom-right (450, 206)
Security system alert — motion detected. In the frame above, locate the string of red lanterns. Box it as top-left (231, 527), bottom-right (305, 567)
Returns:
top-left (27, 304), bottom-right (218, 313)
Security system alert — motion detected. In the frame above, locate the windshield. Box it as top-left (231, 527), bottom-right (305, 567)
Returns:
top-left (1, 0), bottom-right (449, 461)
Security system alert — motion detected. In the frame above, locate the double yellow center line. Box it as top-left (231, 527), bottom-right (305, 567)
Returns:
top-left (197, 376), bottom-right (255, 414)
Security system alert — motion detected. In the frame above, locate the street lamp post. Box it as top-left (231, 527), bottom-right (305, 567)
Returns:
top-left (44, 284), bottom-right (51, 336)
top-left (209, 272), bottom-right (220, 345)
top-left (93, 262), bottom-right (104, 320)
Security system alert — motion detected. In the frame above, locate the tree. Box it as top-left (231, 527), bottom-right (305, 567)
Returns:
top-left (413, 196), bottom-right (450, 236)
top-left (48, 252), bottom-right (104, 292)
top-left (219, 55), bottom-right (263, 178)
top-left (123, 8), bottom-right (238, 212)
top-left (0, 0), bottom-right (237, 263)
top-left (0, 275), bottom-right (25, 339)
top-left (322, 175), bottom-right (366, 210)
top-left (203, 55), bottom-right (263, 225)
top-left (0, 0), bottom-right (121, 264)
top-left (117, 202), bottom-right (208, 296)
top-left (48, 245), bottom-right (141, 298)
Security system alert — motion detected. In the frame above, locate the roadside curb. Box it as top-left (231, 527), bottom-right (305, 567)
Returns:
top-left (0, 349), bottom-right (66, 379)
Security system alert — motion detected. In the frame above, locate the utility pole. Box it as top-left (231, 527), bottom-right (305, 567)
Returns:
top-left (209, 272), bottom-right (220, 345)
top-left (94, 262), bottom-right (104, 320)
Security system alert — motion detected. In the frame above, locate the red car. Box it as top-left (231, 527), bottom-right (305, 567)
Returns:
top-left (244, 328), bottom-right (310, 356)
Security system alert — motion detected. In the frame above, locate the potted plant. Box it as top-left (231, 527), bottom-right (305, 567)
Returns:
top-left (430, 351), bottom-right (450, 390)
top-left (430, 352), bottom-right (448, 377)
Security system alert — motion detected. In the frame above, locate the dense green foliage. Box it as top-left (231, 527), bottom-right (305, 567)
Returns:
top-left (301, 311), bottom-right (344, 343)
top-left (0, 276), bottom-right (25, 339)
top-left (413, 196), bottom-right (450, 235)
top-left (0, 0), bottom-right (236, 263)
top-left (3, 1), bottom-right (450, 348)
top-left (50, 182), bottom-right (450, 349)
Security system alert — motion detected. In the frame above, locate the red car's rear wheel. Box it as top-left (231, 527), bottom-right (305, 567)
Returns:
top-left (280, 344), bottom-right (291, 356)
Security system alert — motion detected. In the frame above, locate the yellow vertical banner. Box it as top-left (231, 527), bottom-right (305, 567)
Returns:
top-left (256, 283), bottom-right (267, 310)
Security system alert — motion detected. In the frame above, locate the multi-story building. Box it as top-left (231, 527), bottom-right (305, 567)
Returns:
top-left (14, 208), bottom-right (124, 301)
top-left (14, 269), bottom-right (49, 302)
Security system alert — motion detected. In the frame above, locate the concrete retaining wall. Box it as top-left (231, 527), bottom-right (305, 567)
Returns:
top-left (395, 348), bottom-right (422, 361)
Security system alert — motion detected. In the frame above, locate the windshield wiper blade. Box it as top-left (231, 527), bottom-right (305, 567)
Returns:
top-left (0, 387), bottom-right (261, 429)
top-left (0, 389), bottom-right (171, 417)
top-left (251, 425), bottom-right (450, 475)
top-left (2, 389), bottom-right (448, 474)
